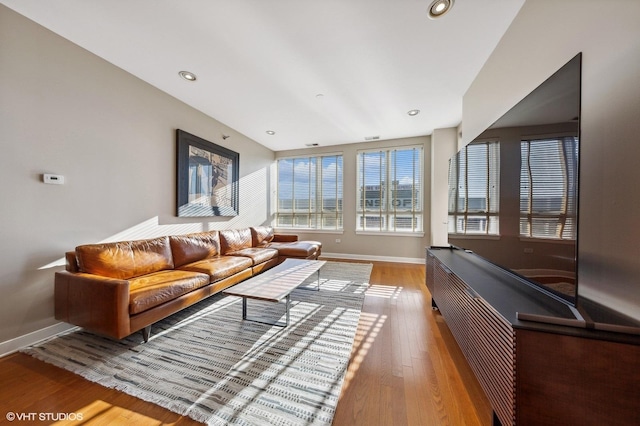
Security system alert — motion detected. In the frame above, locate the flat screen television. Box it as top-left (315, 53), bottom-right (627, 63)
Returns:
top-left (448, 53), bottom-right (581, 306)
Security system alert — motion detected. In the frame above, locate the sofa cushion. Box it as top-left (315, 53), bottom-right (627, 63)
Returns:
top-left (268, 241), bottom-right (320, 258)
top-left (169, 231), bottom-right (220, 267)
top-left (129, 269), bottom-right (210, 314)
top-left (226, 247), bottom-right (279, 265)
top-left (178, 255), bottom-right (253, 282)
top-left (273, 234), bottom-right (299, 243)
top-left (76, 236), bottom-right (174, 280)
top-left (251, 226), bottom-right (274, 247)
top-left (219, 228), bottom-right (252, 254)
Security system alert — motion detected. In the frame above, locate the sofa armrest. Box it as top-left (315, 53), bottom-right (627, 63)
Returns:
top-left (55, 271), bottom-right (131, 339)
top-left (273, 234), bottom-right (299, 243)
top-left (65, 251), bottom-right (79, 272)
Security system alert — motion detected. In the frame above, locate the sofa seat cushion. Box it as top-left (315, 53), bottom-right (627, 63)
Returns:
top-left (76, 236), bottom-right (174, 280)
top-left (268, 241), bottom-right (320, 258)
top-left (226, 247), bottom-right (279, 265)
top-left (178, 255), bottom-right (253, 282)
top-left (129, 270), bottom-right (210, 314)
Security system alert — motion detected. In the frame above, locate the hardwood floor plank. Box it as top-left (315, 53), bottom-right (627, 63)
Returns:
top-left (0, 353), bottom-right (198, 425)
top-left (0, 260), bottom-right (492, 425)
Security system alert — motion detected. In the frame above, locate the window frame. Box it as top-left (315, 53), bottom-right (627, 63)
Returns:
top-left (519, 135), bottom-right (579, 241)
top-left (448, 139), bottom-right (500, 236)
top-left (275, 153), bottom-right (343, 231)
top-left (356, 145), bottom-right (424, 235)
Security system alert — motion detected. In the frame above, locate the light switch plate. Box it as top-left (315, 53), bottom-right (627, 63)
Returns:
top-left (43, 174), bottom-right (65, 185)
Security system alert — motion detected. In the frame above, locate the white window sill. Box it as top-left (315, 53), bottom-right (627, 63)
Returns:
top-left (356, 231), bottom-right (425, 238)
top-left (448, 234), bottom-right (501, 240)
top-left (274, 228), bottom-right (344, 235)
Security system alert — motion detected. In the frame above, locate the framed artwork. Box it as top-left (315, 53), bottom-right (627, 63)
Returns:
top-left (176, 129), bottom-right (239, 217)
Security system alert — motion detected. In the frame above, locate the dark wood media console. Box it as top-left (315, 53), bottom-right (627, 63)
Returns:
top-left (426, 247), bottom-right (640, 426)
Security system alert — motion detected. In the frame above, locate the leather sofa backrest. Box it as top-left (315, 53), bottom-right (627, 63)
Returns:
top-left (169, 231), bottom-right (220, 267)
top-left (251, 226), bottom-right (274, 247)
top-left (219, 228), bottom-right (252, 254)
top-left (76, 236), bottom-right (174, 280)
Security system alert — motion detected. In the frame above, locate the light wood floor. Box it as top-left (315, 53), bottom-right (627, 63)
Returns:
top-left (0, 261), bottom-right (491, 425)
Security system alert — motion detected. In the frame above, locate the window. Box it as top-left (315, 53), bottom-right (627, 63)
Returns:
top-left (276, 154), bottom-right (343, 230)
top-left (448, 141), bottom-right (500, 235)
top-left (356, 146), bottom-right (423, 233)
top-left (520, 137), bottom-right (578, 240)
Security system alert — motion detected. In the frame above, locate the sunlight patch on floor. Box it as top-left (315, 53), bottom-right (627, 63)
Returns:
top-left (339, 311), bottom-right (388, 395)
top-left (364, 284), bottom-right (403, 299)
top-left (51, 399), bottom-right (169, 425)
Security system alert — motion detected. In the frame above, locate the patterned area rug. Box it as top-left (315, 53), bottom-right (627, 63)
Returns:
top-left (23, 261), bottom-right (372, 425)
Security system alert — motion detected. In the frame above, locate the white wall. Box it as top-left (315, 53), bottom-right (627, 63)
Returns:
top-left (430, 128), bottom-right (457, 246)
top-left (462, 0), bottom-right (640, 322)
top-left (0, 5), bottom-right (274, 348)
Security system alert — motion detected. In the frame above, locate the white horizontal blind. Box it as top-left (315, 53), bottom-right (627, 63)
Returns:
top-left (520, 137), bottom-right (578, 239)
top-left (356, 146), bottom-right (423, 233)
top-left (276, 155), bottom-right (343, 230)
top-left (448, 141), bottom-right (500, 235)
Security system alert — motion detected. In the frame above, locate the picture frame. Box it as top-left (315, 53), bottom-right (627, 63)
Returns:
top-left (176, 129), bottom-right (239, 217)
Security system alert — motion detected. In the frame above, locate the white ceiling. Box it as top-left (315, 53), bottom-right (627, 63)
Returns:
top-left (1, 0), bottom-right (525, 151)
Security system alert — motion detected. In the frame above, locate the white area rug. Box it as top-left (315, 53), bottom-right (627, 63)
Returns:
top-left (23, 261), bottom-right (372, 425)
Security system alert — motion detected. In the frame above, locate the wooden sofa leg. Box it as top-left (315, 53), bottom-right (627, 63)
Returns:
top-left (142, 325), bottom-right (151, 343)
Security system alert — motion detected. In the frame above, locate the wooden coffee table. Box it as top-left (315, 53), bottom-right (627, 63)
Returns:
top-left (223, 258), bottom-right (326, 327)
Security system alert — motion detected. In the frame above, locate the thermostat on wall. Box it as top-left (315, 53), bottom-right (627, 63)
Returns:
top-left (43, 174), bottom-right (65, 185)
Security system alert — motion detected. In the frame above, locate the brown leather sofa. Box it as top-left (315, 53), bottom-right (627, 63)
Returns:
top-left (54, 226), bottom-right (321, 341)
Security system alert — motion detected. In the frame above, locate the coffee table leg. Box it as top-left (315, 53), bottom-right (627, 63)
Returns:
top-left (242, 297), bottom-right (247, 320)
top-left (239, 295), bottom-right (289, 327)
top-left (285, 294), bottom-right (290, 326)
top-left (296, 266), bottom-right (323, 292)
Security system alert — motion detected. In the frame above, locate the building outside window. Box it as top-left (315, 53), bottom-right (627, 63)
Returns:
top-left (448, 140), bottom-right (500, 235)
top-left (276, 154), bottom-right (343, 230)
top-left (356, 146), bottom-right (423, 233)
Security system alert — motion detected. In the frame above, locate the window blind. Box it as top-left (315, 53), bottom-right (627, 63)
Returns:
top-left (276, 155), bottom-right (343, 230)
top-left (448, 141), bottom-right (500, 235)
top-left (356, 146), bottom-right (423, 233)
top-left (520, 137), bottom-right (578, 239)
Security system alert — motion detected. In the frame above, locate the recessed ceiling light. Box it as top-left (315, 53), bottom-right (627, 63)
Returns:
top-left (178, 71), bottom-right (197, 82)
top-left (266, 130), bottom-right (276, 135)
top-left (408, 109), bottom-right (420, 116)
top-left (428, 0), bottom-right (454, 19)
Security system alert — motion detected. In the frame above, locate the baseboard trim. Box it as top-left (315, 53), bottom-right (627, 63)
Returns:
top-left (320, 252), bottom-right (424, 265)
top-left (0, 322), bottom-right (77, 358)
